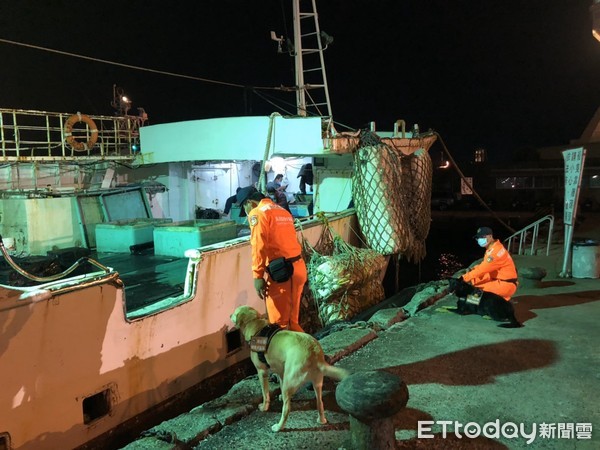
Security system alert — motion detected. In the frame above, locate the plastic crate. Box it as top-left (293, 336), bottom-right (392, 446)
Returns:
top-left (153, 219), bottom-right (237, 257)
top-left (95, 218), bottom-right (172, 253)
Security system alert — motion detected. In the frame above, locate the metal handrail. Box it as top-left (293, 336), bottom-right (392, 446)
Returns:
top-left (504, 214), bottom-right (554, 256)
top-left (0, 108), bottom-right (144, 161)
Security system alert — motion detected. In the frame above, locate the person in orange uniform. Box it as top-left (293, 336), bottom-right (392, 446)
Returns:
top-left (237, 186), bottom-right (307, 332)
top-left (462, 227), bottom-right (518, 301)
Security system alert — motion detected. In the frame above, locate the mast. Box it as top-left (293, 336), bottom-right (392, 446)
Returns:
top-left (291, 0), bottom-right (333, 121)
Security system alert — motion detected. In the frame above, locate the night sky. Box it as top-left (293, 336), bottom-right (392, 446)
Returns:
top-left (1, 0), bottom-right (599, 162)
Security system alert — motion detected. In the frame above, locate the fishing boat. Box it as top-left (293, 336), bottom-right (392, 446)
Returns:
top-left (0, 109), bottom-right (362, 450)
top-left (0, 3), bottom-right (436, 449)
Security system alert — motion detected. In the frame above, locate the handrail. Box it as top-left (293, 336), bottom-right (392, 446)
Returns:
top-left (504, 214), bottom-right (554, 256)
top-left (0, 108), bottom-right (144, 161)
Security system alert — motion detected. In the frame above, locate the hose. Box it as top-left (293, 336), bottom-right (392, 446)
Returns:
top-left (0, 235), bottom-right (111, 283)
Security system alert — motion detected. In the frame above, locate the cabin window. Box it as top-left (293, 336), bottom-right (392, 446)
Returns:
top-left (83, 388), bottom-right (112, 424)
top-left (0, 432), bottom-right (10, 450)
top-left (226, 328), bottom-right (243, 354)
top-left (474, 148), bottom-right (486, 163)
top-left (314, 157), bottom-right (325, 167)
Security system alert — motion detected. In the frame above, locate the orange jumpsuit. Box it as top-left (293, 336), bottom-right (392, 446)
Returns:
top-left (248, 198), bottom-right (307, 331)
top-left (462, 240), bottom-right (518, 301)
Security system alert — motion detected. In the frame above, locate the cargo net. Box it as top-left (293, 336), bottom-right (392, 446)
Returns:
top-left (302, 220), bottom-right (386, 327)
top-left (352, 131), bottom-right (432, 262)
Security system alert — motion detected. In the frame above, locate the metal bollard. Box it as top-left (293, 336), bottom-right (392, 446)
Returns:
top-left (336, 370), bottom-right (409, 450)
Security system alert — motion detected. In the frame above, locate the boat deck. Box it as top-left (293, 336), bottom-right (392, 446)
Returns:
top-left (98, 250), bottom-right (189, 311)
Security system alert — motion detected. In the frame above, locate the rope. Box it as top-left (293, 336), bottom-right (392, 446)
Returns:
top-left (434, 131), bottom-right (516, 235)
top-left (0, 37), bottom-right (281, 91)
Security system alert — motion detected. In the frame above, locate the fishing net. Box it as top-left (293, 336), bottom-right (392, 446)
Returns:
top-left (352, 131), bottom-right (432, 262)
top-left (302, 219), bottom-right (386, 327)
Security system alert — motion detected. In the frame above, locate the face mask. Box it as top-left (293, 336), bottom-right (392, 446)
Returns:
top-left (477, 237), bottom-right (488, 247)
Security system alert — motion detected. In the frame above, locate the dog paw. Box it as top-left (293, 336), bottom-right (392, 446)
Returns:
top-left (317, 416), bottom-right (327, 425)
top-left (271, 423), bottom-right (282, 432)
top-left (259, 402), bottom-right (270, 412)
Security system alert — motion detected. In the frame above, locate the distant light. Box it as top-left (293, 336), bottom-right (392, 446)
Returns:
top-left (593, 1), bottom-right (600, 42)
top-left (268, 156), bottom-right (286, 174)
top-left (593, 175), bottom-right (598, 179)
top-left (122, 96), bottom-right (129, 103)
top-left (438, 161), bottom-right (450, 169)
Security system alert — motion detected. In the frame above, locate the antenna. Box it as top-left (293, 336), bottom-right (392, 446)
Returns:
top-left (270, 31), bottom-right (284, 53)
top-left (111, 84), bottom-right (132, 116)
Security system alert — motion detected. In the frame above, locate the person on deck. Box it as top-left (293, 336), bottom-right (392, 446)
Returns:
top-left (266, 174), bottom-right (286, 193)
top-left (237, 186), bottom-right (306, 331)
top-left (461, 226), bottom-right (519, 301)
top-left (266, 185), bottom-right (291, 212)
top-left (224, 187), bottom-right (242, 215)
top-left (297, 163), bottom-right (313, 194)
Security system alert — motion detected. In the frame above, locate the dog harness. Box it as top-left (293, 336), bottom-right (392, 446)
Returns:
top-left (249, 324), bottom-right (283, 368)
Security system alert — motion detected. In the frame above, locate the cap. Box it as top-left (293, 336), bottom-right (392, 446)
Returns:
top-left (473, 227), bottom-right (493, 238)
top-left (236, 186), bottom-right (258, 217)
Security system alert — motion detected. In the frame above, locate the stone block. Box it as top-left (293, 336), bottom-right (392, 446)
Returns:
top-left (368, 307), bottom-right (407, 330)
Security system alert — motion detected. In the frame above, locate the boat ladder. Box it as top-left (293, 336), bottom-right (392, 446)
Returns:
top-left (504, 214), bottom-right (555, 256)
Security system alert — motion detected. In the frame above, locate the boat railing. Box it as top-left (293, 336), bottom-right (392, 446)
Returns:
top-left (0, 108), bottom-right (144, 161)
top-left (504, 214), bottom-right (554, 256)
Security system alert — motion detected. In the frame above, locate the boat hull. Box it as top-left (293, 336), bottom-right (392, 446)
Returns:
top-left (0, 212), bottom-right (357, 450)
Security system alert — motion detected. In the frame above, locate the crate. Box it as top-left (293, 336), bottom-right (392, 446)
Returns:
top-left (95, 218), bottom-right (172, 253)
top-left (229, 205), bottom-right (248, 225)
top-left (289, 203), bottom-right (311, 218)
top-left (153, 219), bottom-right (237, 257)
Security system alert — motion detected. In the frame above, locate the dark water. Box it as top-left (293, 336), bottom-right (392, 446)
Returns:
top-left (384, 216), bottom-right (518, 295)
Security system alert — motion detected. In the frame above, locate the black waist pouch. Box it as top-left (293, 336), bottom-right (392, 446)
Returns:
top-left (266, 257), bottom-right (294, 283)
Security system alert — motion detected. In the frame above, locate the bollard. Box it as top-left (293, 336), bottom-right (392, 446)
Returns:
top-left (518, 266), bottom-right (547, 289)
top-left (336, 370), bottom-right (409, 450)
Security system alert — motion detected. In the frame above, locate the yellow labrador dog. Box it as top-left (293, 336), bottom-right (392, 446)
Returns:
top-left (230, 305), bottom-right (348, 432)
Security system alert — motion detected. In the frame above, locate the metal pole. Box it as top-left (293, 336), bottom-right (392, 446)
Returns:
top-left (293, 0), bottom-right (306, 116)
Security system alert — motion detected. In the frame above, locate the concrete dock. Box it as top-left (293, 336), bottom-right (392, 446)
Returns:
top-left (121, 220), bottom-right (600, 450)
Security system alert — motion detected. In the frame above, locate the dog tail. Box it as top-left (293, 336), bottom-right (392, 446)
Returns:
top-left (321, 363), bottom-right (350, 381)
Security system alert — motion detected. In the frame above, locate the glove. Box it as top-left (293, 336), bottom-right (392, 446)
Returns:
top-left (254, 278), bottom-right (266, 300)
